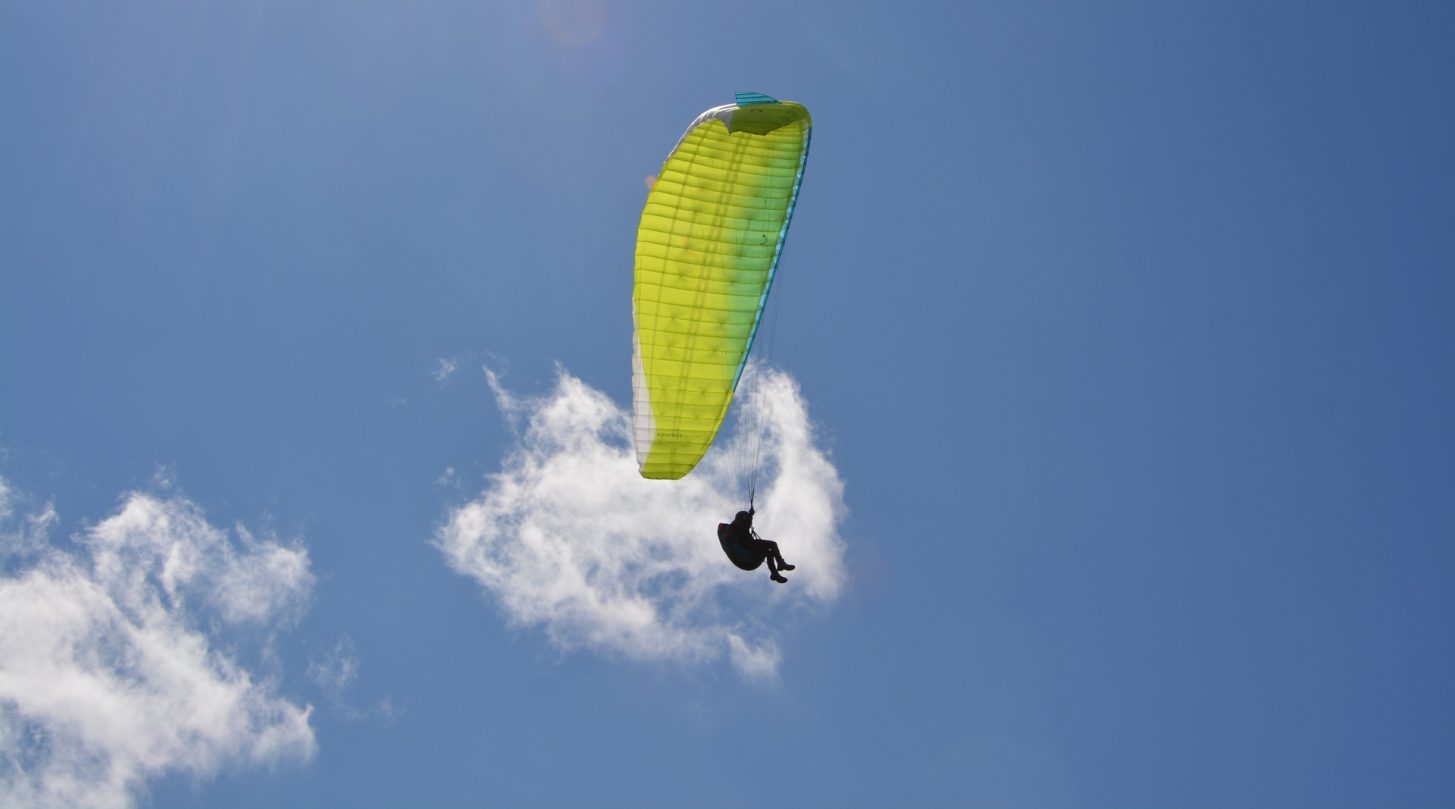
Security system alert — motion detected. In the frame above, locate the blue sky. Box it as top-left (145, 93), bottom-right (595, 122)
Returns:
top-left (2, 1), bottom-right (1453, 807)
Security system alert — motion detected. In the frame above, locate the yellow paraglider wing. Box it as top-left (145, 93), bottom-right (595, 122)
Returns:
top-left (632, 92), bottom-right (812, 479)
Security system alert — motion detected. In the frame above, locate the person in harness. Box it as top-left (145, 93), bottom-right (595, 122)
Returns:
top-left (717, 508), bottom-right (796, 583)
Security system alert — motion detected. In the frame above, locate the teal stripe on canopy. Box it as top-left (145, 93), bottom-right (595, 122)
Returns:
top-left (734, 91), bottom-right (778, 106)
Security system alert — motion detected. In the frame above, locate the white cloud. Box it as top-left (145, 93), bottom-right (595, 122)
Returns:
top-left (150, 465), bottom-right (176, 491)
top-left (433, 358), bottom-right (459, 383)
top-left (437, 364), bottom-right (847, 680)
top-left (308, 636), bottom-right (360, 701)
top-left (307, 635), bottom-right (400, 723)
top-left (0, 480), bottom-right (57, 559)
top-left (0, 482), bottom-right (317, 809)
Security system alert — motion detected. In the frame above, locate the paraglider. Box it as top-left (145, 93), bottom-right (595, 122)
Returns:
top-left (631, 91), bottom-right (812, 481)
top-left (631, 91), bottom-right (811, 581)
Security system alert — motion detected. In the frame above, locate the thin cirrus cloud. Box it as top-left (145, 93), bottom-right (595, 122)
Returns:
top-left (0, 479), bottom-right (317, 809)
top-left (307, 635), bottom-right (401, 723)
top-left (433, 357), bottom-right (460, 383)
top-left (436, 364), bottom-right (847, 680)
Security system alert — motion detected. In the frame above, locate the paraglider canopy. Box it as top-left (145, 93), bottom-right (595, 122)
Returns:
top-left (631, 92), bottom-right (812, 480)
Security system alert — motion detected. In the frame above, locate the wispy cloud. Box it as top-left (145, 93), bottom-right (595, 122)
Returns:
top-left (433, 357), bottom-right (460, 383)
top-left (436, 364), bottom-right (847, 680)
top-left (0, 479), bottom-right (316, 809)
top-left (308, 636), bottom-right (360, 701)
top-left (307, 635), bottom-right (401, 723)
top-left (0, 479), bottom-right (57, 559)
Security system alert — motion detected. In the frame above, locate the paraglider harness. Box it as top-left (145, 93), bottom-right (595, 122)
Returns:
top-left (717, 522), bottom-right (767, 571)
top-left (717, 502), bottom-right (766, 571)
